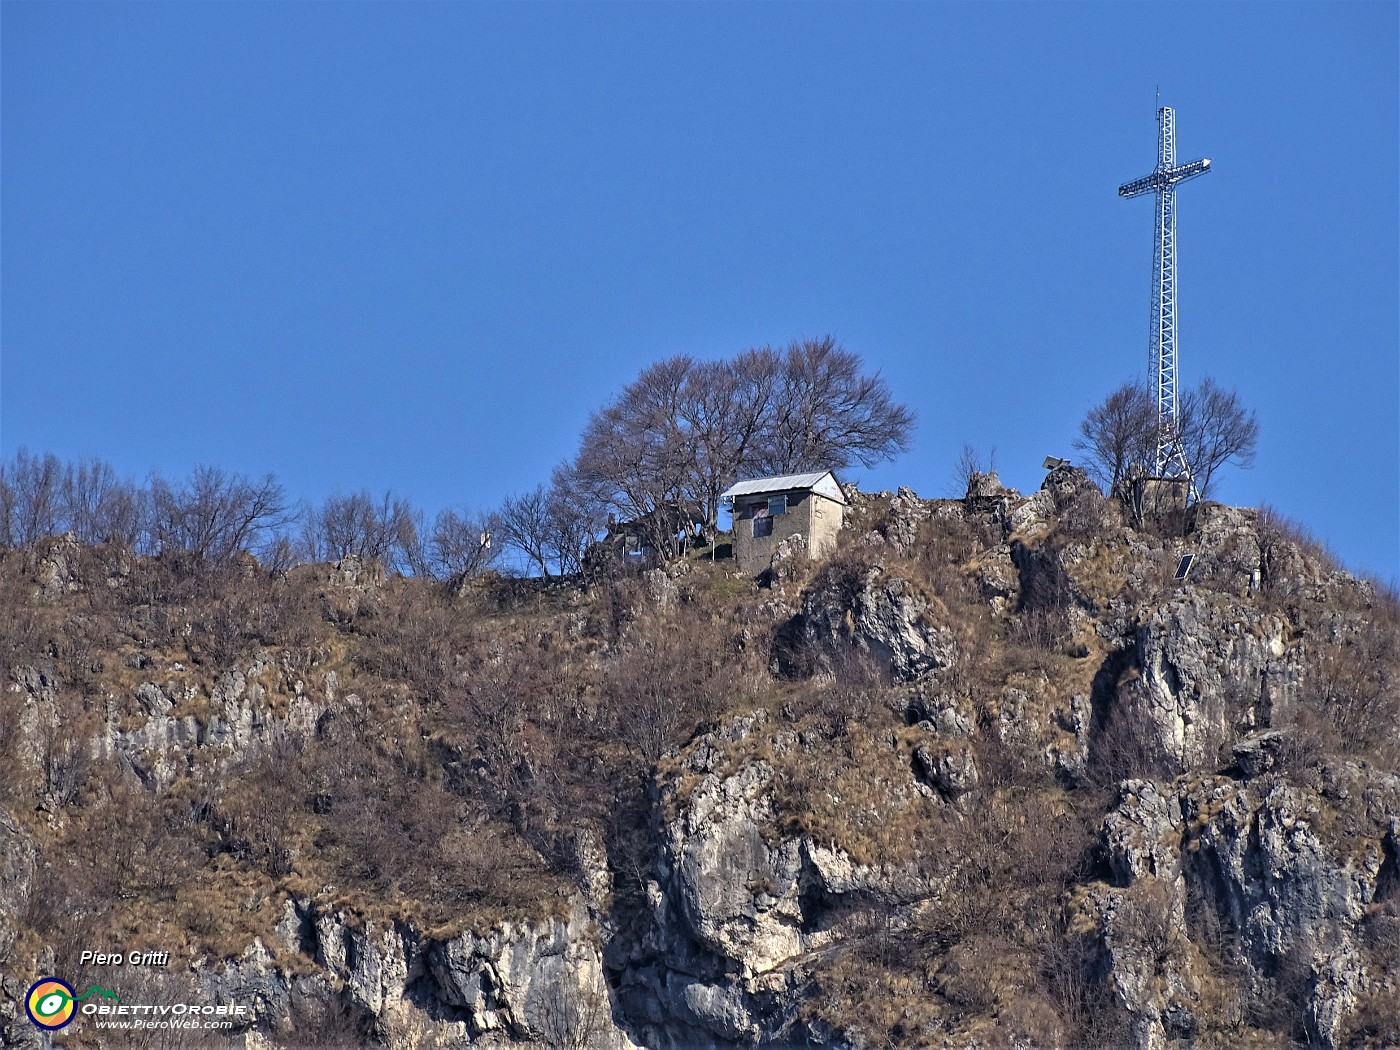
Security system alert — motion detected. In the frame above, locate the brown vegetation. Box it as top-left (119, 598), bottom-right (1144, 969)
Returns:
top-left (0, 462), bottom-right (1395, 1049)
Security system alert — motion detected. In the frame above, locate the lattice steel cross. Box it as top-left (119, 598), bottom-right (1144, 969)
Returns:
top-left (1119, 106), bottom-right (1212, 483)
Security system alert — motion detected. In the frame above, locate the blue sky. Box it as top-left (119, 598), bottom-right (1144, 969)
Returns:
top-left (3, 2), bottom-right (1396, 581)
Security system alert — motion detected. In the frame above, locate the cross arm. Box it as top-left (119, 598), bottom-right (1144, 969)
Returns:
top-left (1119, 157), bottom-right (1212, 198)
top-left (1118, 172), bottom-right (1162, 198)
top-left (1166, 157), bottom-right (1212, 185)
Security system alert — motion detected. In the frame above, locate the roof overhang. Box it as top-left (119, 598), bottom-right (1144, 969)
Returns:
top-left (721, 470), bottom-right (846, 505)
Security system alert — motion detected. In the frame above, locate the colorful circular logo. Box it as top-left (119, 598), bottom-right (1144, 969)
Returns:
top-left (26, 978), bottom-right (77, 1029)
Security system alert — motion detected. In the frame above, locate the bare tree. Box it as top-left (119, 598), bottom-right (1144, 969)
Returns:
top-left (1074, 379), bottom-right (1258, 501)
top-left (495, 480), bottom-right (601, 577)
top-left (0, 451), bottom-right (146, 550)
top-left (1072, 382), bottom-right (1157, 491)
top-left (547, 465), bottom-right (607, 574)
top-left (757, 337), bottom-right (915, 474)
top-left (1, 448), bottom-right (64, 546)
top-left (1178, 378), bottom-right (1259, 500)
top-left (60, 457), bottom-right (145, 547)
top-left (566, 338), bottom-right (913, 554)
top-left (0, 472), bottom-right (13, 548)
top-left (427, 506), bottom-right (500, 583)
top-left (680, 349), bottom-right (782, 529)
top-left (300, 490), bottom-right (419, 570)
top-left (148, 466), bottom-right (290, 565)
top-left (571, 357), bottom-right (697, 556)
top-left (495, 485), bottom-right (558, 576)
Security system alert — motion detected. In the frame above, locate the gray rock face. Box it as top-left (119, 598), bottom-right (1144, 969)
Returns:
top-left (1104, 779), bottom-right (1184, 887)
top-left (767, 533), bottom-right (808, 586)
top-left (609, 715), bottom-right (906, 1049)
top-left (964, 471), bottom-right (1014, 500)
top-left (195, 898), bottom-right (640, 1050)
top-left (1126, 594), bottom-right (1300, 772)
top-left (1095, 767), bottom-right (1400, 1050)
top-left (913, 743), bottom-right (979, 800)
top-left (879, 488), bottom-right (930, 552)
top-left (797, 560), bottom-right (955, 681)
top-left (974, 542), bottom-right (1020, 614)
top-left (670, 761), bottom-right (805, 974)
top-left (1040, 465), bottom-right (1102, 509)
top-left (333, 554), bottom-right (386, 591)
top-left (1233, 728), bottom-right (1290, 779)
top-left (642, 567), bottom-right (676, 608)
top-left (0, 813), bottom-right (35, 968)
top-left (35, 533), bottom-right (85, 599)
top-left (94, 656), bottom-right (327, 789)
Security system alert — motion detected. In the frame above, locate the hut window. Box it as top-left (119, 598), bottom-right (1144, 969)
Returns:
top-left (768, 495), bottom-right (787, 516)
top-left (753, 509), bottom-right (773, 538)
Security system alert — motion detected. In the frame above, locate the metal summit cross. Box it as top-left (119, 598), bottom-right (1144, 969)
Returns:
top-left (1118, 105), bottom-right (1212, 487)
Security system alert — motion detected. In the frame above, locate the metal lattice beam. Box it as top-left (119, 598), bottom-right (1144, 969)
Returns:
top-left (1119, 106), bottom-right (1211, 488)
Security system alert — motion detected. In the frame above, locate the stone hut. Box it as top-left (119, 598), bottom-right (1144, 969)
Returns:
top-left (721, 471), bottom-right (846, 574)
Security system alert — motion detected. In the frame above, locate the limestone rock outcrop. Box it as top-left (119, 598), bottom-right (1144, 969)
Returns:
top-left (796, 558), bottom-right (955, 681)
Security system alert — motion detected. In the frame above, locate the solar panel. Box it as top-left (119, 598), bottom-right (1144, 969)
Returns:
top-left (1174, 554), bottom-right (1195, 580)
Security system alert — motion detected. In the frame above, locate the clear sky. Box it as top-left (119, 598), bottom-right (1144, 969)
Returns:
top-left (3, 2), bottom-right (1396, 581)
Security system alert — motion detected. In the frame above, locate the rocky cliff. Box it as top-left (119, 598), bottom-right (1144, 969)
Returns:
top-left (0, 472), bottom-right (1396, 1049)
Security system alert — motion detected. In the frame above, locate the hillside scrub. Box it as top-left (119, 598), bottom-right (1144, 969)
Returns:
top-left (0, 472), bottom-right (1396, 1049)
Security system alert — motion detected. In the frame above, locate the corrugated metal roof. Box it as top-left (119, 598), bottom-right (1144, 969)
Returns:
top-left (721, 471), bottom-right (846, 505)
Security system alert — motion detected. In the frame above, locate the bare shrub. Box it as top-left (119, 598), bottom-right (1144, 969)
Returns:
top-left (1009, 540), bottom-right (1074, 651)
top-left (533, 971), bottom-right (613, 1050)
top-left (276, 994), bottom-right (376, 1050)
top-left (180, 560), bottom-right (322, 667)
top-left (603, 606), bottom-right (737, 765)
top-left (777, 639), bottom-right (889, 738)
top-left (1244, 936), bottom-right (1315, 1041)
top-left (0, 554), bottom-right (50, 659)
top-left (1344, 984), bottom-right (1400, 1048)
top-left (932, 933), bottom-right (1017, 1015)
top-left (1304, 615), bottom-right (1400, 765)
top-left (1011, 605), bottom-right (1071, 652)
top-left (950, 443), bottom-right (996, 497)
top-left (817, 645), bottom-right (884, 736)
top-left (435, 630), bottom-right (571, 823)
top-left (216, 745), bottom-right (301, 878)
top-left (0, 688), bottom-right (25, 809)
top-left (915, 788), bottom-right (1095, 952)
top-left (1084, 663), bottom-right (1175, 788)
top-left (807, 783), bottom-right (1103, 1048)
top-left (309, 723), bottom-right (552, 917)
top-left (1041, 926), bottom-right (1128, 1046)
top-left (37, 691), bottom-right (95, 808)
top-left (1257, 504), bottom-right (1341, 586)
top-left (911, 506), bottom-right (1000, 616)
